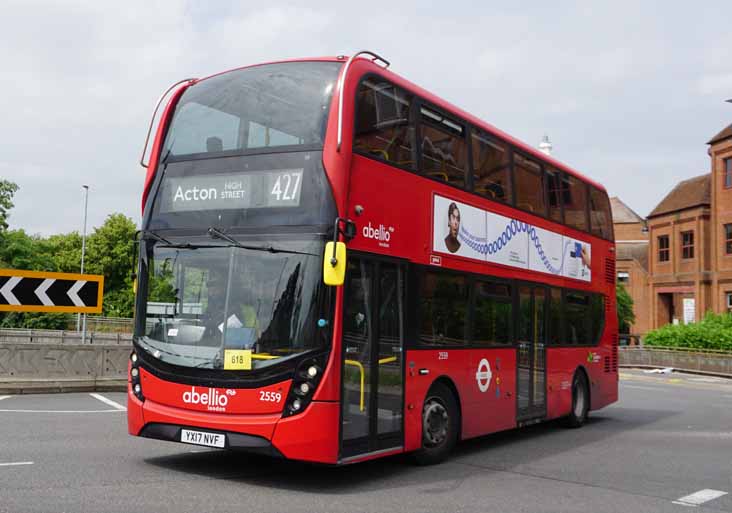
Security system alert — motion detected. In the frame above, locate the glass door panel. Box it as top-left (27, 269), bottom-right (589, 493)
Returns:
top-left (376, 265), bottom-right (403, 438)
top-left (341, 257), bottom-right (404, 458)
top-left (516, 285), bottom-right (547, 421)
top-left (341, 260), bottom-right (373, 450)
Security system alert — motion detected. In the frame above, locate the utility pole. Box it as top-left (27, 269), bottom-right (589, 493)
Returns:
top-left (76, 185), bottom-right (89, 343)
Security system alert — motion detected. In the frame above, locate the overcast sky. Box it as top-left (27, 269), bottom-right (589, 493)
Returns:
top-left (1, 0), bottom-right (730, 236)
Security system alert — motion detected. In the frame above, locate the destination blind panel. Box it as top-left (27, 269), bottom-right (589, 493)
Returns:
top-left (158, 169), bottom-right (304, 213)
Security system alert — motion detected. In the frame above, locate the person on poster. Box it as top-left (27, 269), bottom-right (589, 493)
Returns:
top-left (444, 202), bottom-right (461, 253)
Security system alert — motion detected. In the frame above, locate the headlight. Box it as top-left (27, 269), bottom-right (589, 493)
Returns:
top-left (130, 351), bottom-right (145, 402)
top-left (282, 354), bottom-right (328, 418)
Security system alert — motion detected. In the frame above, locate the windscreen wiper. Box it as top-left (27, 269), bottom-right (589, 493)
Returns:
top-left (140, 229), bottom-right (171, 245)
top-left (140, 229), bottom-right (207, 250)
top-left (207, 227), bottom-right (316, 256)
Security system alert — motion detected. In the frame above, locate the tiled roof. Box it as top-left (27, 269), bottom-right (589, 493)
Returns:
top-left (647, 174), bottom-right (711, 218)
top-left (616, 242), bottom-right (649, 272)
top-left (610, 197), bottom-right (644, 224)
top-left (708, 123), bottom-right (732, 145)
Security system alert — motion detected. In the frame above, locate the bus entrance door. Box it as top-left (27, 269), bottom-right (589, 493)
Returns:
top-left (517, 285), bottom-right (547, 422)
top-left (340, 256), bottom-right (405, 460)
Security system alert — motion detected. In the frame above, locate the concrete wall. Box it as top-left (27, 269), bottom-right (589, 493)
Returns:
top-left (0, 330), bottom-right (131, 393)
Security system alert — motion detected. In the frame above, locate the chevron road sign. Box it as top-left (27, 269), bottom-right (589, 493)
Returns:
top-left (0, 269), bottom-right (104, 313)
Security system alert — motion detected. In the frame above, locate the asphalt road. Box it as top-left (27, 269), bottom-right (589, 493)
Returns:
top-left (2, 371), bottom-right (732, 513)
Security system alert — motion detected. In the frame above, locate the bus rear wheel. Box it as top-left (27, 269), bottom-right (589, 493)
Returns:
top-left (563, 371), bottom-right (589, 428)
top-left (413, 382), bottom-right (458, 465)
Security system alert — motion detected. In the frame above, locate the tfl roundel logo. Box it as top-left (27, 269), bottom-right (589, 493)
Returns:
top-left (475, 359), bottom-right (493, 393)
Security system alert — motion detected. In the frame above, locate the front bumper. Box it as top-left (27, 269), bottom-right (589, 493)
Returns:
top-left (139, 423), bottom-right (284, 458)
top-left (128, 387), bottom-right (340, 463)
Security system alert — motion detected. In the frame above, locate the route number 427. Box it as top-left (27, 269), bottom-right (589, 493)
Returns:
top-left (271, 172), bottom-right (302, 202)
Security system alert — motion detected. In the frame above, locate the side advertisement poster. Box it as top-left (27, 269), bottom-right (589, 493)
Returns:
top-left (432, 194), bottom-right (591, 282)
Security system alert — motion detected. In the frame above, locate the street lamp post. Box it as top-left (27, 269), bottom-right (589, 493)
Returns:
top-left (76, 185), bottom-right (89, 342)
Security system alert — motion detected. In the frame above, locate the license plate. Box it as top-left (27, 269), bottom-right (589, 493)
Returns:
top-left (180, 429), bottom-right (225, 448)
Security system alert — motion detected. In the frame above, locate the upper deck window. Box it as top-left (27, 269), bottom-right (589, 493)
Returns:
top-left (563, 174), bottom-right (589, 232)
top-left (546, 167), bottom-right (564, 224)
top-left (162, 61), bottom-right (341, 161)
top-left (354, 78), bottom-right (415, 170)
top-left (589, 186), bottom-right (613, 240)
top-left (514, 154), bottom-right (546, 215)
top-left (418, 106), bottom-right (468, 188)
top-left (471, 131), bottom-right (511, 204)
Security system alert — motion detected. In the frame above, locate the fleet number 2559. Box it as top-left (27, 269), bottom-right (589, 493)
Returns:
top-left (259, 391), bottom-right (282, 403)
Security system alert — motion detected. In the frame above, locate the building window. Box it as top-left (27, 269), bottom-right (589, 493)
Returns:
top-left (727, 292), bottom-right (732, 310)
top-left (617, 272), bottom-right (629, 284)
top-left (725, 224), bottom-right (732, 255)
top-left (681, 231), bottom-right (694, 259)
top-left (725, 158), bottom-right (732, 189)
top-left (658, 235), bottom-right (670, 262)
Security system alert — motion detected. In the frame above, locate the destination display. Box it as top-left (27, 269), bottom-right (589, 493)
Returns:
top-left (433, 194), bottom-right (591, 282)
top-left (158, 169), bottom-right (304, 213)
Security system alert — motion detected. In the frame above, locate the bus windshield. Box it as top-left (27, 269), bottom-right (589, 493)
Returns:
top-left (162, 61), bottom-right (342, 160)
top-left (137, 237), bottom-right (327, 370)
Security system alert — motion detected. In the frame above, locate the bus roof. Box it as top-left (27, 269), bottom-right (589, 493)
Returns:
top-left (196, 55), bottom-right (607, 193)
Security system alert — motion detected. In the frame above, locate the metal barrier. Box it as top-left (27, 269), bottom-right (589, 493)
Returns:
top-left (0, 328), bottom-right (132, 345)
top-left (619, 346), bottom-right (732, 376)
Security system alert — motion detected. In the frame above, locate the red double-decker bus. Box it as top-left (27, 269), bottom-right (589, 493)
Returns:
top-left (129, 51), bottom-right (618, 465)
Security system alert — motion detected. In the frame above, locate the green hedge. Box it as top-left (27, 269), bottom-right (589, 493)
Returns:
top-left (644, 312), bottom-right (732, 350)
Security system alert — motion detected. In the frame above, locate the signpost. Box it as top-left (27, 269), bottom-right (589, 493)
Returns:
top-left (0, 269), bottom-right (104, 314)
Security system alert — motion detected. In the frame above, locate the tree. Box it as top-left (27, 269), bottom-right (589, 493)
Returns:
top-left (0, 213), bottom-right (139, 327)
top-left (0, 179), bottom-right (19, 232)
top-left (616, 283), bottom-right (635, 334)
top-left (0, 229), bottom-right (57, 271)
top-left (84, 213), bottom-right (137, 317)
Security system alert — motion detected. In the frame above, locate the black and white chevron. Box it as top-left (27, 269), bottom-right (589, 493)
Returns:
top-left (0, 276), bottom-right (99, 308)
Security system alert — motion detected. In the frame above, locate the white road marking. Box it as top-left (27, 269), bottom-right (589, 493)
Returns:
top-left (621, 384), bottom-right (663, 391)
top-left (673, 489), bottom-right (728, 507)
top-left (89, 393), bottom-right (126, 411)
top-left (0, 396), bottom-right (11, 401)
top-left (688, 377), bottom-right (723, 383)
top-left (0, 461), bottom-right (33, 467)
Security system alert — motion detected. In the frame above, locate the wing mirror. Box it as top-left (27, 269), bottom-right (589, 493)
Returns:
top-left (323, 218), bottom-right (355, 286)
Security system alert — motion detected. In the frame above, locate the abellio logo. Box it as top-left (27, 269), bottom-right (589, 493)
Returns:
top-left (362, 222), bottom-right (394, 247)
top-left (182, 387), bottom-right (235, 412)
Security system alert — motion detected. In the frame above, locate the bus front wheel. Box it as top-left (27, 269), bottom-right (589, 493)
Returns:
top-left (413, 382), bottom-right (458, 465)
top-left (563, 371), bottom-right (589, 428)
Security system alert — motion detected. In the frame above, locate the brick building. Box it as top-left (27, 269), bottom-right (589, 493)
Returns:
top-left (611, 197), bottom-right (650, 335)
top-left (646, 174), bottom-right (712, 327)
top-left (709, 122), bottom-right (732, 313)
top-left (611, 119), bottom-right (732, 336)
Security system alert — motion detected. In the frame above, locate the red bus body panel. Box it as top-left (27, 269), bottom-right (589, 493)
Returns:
top-left (132, 54), bottom-right (618, 464)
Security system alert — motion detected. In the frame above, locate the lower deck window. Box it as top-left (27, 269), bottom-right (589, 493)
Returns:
top-left (473, 282), bottom-right (512, 346)
top-left (419, 272), bottom-right (468, 345)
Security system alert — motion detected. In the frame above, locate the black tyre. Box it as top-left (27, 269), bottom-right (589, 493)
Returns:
top-left (412, 382), bottom-right (459, 465)
top-left (563, 371), bottom-right (589, 428)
